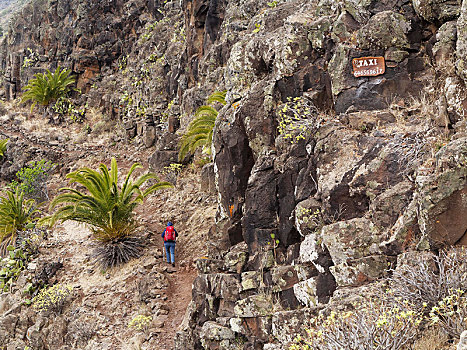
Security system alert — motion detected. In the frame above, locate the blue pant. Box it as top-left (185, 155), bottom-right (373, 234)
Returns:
top-left (164, 242), bottom-right (176, 263)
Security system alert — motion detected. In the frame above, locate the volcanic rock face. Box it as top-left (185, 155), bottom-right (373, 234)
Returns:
top-left (1, 0), bottom-right (158, 98)
top-left (1, 0), bottom-right (467, 348)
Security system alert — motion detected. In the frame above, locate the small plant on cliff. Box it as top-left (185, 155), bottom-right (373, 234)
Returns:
top-left (52, 96), bottom-right (86, 123)
top-left (22, 48), bottom-right (38, 69)
top-left (10, 159), bottom-right (53, 203)
top-left (21, 67), bottom-right (76, 111)
top-left (0, 230), bottom-right (40, 294)
top-left (32, 284), bottom-right (72, 314)
top-left (0, 186), bottom-right (38, 255)
top-left (267, 233), bottom-right (280, 264)
top-left (0, 245), bottom-right (27, 292)
top-left (0, 139), bottom-right (8, 159)
top-left (128, 314), bottom-right (152, 331)
top-left (162, 163), bottom-right (183, 185)
top-left (178, 90), bottom-right (227, 161)
top-left (277, 96), bottom-right (318, 144)
top-left (45, 158), bottom-right (173, 269)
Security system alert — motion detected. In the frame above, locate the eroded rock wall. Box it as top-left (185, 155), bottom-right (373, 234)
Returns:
top-left (0, 0), bottom-right (467, 349)
top-left (175, 0), bottom-right (467, 348)
top-left (0, 0), bottom-right (164, 98)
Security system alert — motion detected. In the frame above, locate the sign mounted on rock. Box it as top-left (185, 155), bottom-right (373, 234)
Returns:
top-left (352, 57), bottom-right (385, 77)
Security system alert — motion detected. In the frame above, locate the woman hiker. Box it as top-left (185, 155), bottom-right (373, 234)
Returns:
top-left (162, 221), bottom-right (178, 267)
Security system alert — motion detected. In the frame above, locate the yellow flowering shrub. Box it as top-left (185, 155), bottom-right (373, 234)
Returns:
top-left (32, 284), bottom-right (72, 313)
top-left (429, 288), bottom-right (467, 338)
top-left (277, 96), bottom-right (317, 144)
top-left (128, 315), bottom-right (152, 331)
top-left (289, 292), bottom-right (423, 350)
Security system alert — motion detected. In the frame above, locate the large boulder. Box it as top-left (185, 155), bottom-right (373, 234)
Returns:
top-left (314, 125), bottom-right (407, 221)
top-left (305, 218), bottom-right (391, 287)
top-left (357, 11), bottom-right (411, 50)
top-left (369, 180), bottom-right (414, 228)
top-left (412, 0), bottom-right (462, 23)
top-left (433, 21), bottom-right (458, 65)
top-left (234, 294), bottom-right (275, 318)
top-left (199, 321), bottom-right (236, 350)
top-left (201, 163), bottom-right (216, 193)
top-left (229, 316), bottom-right (272, 343)
top-left (417, 138), bottom-right (467, 247)
top-left (293, 277), bottom-right (319, 307)
top-left (241, 154), bottom-right (279, 252)
top-left (214, 104), bottom-right (255, 247)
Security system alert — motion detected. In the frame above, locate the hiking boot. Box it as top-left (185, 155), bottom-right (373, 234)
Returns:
top-left (172, 263), bottom-right (175, 267)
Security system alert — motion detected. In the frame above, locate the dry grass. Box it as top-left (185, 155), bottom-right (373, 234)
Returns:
top-left (412, 327), bottom-right (453, 350)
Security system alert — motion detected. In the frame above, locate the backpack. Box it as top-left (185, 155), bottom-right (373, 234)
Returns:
top-left (164, 226), bottom-right (176, 241)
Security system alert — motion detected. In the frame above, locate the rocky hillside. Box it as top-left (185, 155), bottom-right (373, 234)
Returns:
top-left (0, 0), bottom-right (467, 349)
top-left (0, 0), bottom-right (28, 33)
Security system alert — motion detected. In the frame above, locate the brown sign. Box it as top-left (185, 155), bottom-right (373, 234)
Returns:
top-left (352, 56), bottom-right (385, 77)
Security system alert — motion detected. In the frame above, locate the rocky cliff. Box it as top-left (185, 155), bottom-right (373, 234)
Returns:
top-left (0, 0), bottom-right (467, 349)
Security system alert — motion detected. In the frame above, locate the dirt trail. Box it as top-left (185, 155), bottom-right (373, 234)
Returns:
top-left (45, 214), bottom-right (200, 350)
top-left (160, 268), bottom-right (197, 348)
top-left (0, 110), bottom-right (215, 349)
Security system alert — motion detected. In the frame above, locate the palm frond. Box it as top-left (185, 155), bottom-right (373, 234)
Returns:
top-left (194, 106), bottom-right (219, 119)
top-left (0, 186), bottom-right (38, 256)
top-left (21, 67), bottom-right (76, 110)
top-left (206, 90), bottom-right (227, 105)
top-left (178, 90), bottom-right (226, 161)
top-left (0, 139), bottom-right (8, 159)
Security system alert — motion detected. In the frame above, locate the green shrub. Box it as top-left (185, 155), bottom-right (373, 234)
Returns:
top-left (0, 232), bottom-right (40, 293)
top-left (10, 159), bottom-right (53, 202)
top-left (32, 284), bottom-right (72, 313)
top-left (0, 245), bottom-right (27, 292)
top-left (21, 67), bottom-right (76, 110)
top-left (0, 139), bottom-right (8, 159)
top-left (0, 231), bottom-right (40, 294)
top-left (0, 186), bottom-right (38, 255)
top-left (46, 158), bottom-right (173, 268)
top-left (178, 90), bottom-right (226, 161)
top-left (52, 96), bottom-right (86, 123)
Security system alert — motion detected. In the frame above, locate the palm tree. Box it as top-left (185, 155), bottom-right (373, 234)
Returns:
top-left (178, 90), bottom-right (227, 161)
top-left (46, 158), bottom-right (173, 268)
top-left (0, 186), bottom-right (38, 255)
top-left (21, 67), bottom-right (76, 111)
